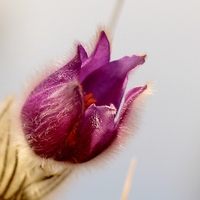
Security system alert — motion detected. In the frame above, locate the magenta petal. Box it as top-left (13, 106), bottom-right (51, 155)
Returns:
top-left (67, 104), bottom-right (116, 163)
top-left (21, 81), bottom-right (84, 159)
top-left (78, 44), bottom-right (88, 63)
top-left (30, 46), bottom-right (82, 96)
top-left (78, 31), bottom-right (110, 83)
top-left (81, 55), bottom-right (146, 110)
top-left (125, 85), bottom-right (147, 103)
top-left (116, 85), bottom-right (147, 128)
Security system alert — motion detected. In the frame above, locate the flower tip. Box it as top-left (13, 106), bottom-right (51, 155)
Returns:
top-left (143, 84), bottom-right (148, 90)
top-left (99, 30), bottom-right (109, 42)
top-left (100, 30), bottom-right (106, 35)
top-left (95, 26), bottom-right (113, 48)
top-left (141, 54), bottom-right (147, 61)
top-left (136, 54), bottom-right (147, 66)
top-left (78, 44), bottom-right (88, 62)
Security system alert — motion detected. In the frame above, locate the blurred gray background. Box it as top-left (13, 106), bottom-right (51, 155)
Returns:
top-left (0, 0), bottom-right (200, 199)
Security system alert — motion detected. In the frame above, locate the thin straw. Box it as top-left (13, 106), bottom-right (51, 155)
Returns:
top-left (108, 0), bottom-right (126, 34)
top-left (120, 158), bottom-right (137, 200)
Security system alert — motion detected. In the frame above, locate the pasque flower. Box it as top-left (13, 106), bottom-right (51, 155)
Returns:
top-left (21, 31), bottom-right (148, 163)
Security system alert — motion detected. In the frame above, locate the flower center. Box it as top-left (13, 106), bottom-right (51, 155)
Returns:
top-left (84, 93), bottom-right (97, 109)
top-left (65, 122), bottom-right (79, 147)
top-left (65, 88), bottom-right (96, 147)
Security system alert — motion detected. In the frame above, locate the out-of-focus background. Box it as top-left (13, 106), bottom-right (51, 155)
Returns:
top-left (0, 0), bottom-right (200, 199)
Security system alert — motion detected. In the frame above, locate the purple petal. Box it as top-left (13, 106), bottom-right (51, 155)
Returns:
top-left (30, 46), bottom-right (82, 96)
top-left (116, 85), bottom-right (148, 128)
top-left (66, 104), bottom-right (117, 163)
top-left (78, 44), bottom-right (88, 63)
top-left (21, 81), bottom-right (84, 159)
top-left (81, 55), bottom-right (146, 110)
top-left (78, 31), bottom-right (110, 83)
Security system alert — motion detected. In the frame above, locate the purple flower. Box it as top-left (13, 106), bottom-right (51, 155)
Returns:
top-left (21, 31), bottom-right (148, 163)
